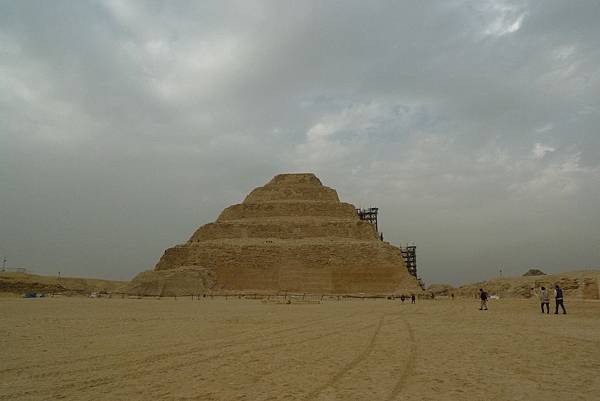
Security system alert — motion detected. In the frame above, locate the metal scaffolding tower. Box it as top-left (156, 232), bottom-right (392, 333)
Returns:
top-left (400, 243), bottom-right (417, 278)
top-left (355, 208), bottom-right (419, 283)
top-left (356, 207), bottom-right (379, 232)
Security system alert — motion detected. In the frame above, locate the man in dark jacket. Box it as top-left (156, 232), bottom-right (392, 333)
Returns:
top-left (554, 285), bottom-right (567, 314)
top-left (479, 288), bottom-right (488, 310)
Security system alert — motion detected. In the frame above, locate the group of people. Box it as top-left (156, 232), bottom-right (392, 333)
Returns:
top-left (538, 285), bottom-right (567, 314)
top-left (478, 285), bottom-right (567, 314)
top-left (399, 294), bottom-right (416, 304)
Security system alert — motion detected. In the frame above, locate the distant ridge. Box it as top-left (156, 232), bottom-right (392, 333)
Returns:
top-left (428, 270), bottom-right (600, 299)
top-left (0, 272), bottom-right (125, 296)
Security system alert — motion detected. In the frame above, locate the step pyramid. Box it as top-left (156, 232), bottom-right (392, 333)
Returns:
top-left (127, 173), bottom-right (420, 295)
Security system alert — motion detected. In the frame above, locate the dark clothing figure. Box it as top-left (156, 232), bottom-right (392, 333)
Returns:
top-left (400, 295), bottom-right (405, 303)
top-left (411, 294), bottom-right (416, 304)
top-left (542, 302), bottom-right (550, 314)
top-left (451, 293), bottom-right (455, 300)
top-left (555, 299), bottom-right (566, 314)
top-left (479, 289), bottom-right (488, 310)
top-left (554, 286), bottom-right (567, 314)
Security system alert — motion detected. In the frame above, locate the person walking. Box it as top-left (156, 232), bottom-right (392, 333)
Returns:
top-left (554, 284), bottom-right (567, 314)
top-left (411, 294), bottom-right (416, 304)
top-left (539, 286), bottom-right (550, 314)
top-left (479, 288), bottom-right (488, 310)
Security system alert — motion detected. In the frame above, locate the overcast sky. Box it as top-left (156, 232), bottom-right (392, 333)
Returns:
top-left (1, 0), bottom-right (599, 285)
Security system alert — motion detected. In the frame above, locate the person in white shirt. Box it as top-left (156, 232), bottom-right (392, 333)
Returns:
top-left (539, 286), bottom-right (550, 314)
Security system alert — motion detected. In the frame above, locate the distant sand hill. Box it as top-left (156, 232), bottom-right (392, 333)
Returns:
top-left (126, 173), bottom-right (420, 296)
top-left (429, 270), bottom-right (600, 299)
top-left (0, 272), bottom-right (125, 296)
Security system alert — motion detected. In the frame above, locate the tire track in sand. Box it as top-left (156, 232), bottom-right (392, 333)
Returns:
top-left (302, 314), bottom-right (385, 401)
top-left (16, 311), bottom-right (360, 381)
top-left (385, 316), bottom-right (417, 401)
top-left (0, 312), bottom-right (345, 376)
top-left (22, 317), bottom-right (375, 399)
top-left (2, 313), bottom-right (365, 400)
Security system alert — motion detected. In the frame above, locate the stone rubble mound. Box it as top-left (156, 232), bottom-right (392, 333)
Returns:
top-left (522, 268), bottom-right (546, 276)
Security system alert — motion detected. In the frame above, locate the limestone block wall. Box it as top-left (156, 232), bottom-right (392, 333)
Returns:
top-left (217, 202), bottom-right (358, 221)
top-left (244, 185), bottom-right (339, 203)
top-left (190, 220), bottom-right (377, 241)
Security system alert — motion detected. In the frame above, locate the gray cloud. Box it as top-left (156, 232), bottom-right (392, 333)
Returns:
top-left (1, 0), bottom-right (599, 285)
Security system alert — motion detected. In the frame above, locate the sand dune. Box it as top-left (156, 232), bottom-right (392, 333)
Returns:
top-left (1, 296), bottom-right (598, 400)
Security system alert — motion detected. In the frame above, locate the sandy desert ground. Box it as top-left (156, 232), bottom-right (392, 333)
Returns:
top-left (1, 296), bottom-right (599, 401)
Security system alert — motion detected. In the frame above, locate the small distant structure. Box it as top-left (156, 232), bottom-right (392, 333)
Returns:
top-left (523, 268), bottom-right (546, 277)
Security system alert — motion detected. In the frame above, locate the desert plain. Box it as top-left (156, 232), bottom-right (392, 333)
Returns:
top-left (1, 296), bottom-right (599, 401)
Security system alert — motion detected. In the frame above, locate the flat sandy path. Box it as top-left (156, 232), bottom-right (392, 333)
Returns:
top-left (1, 297), bottom-right (599, 400)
